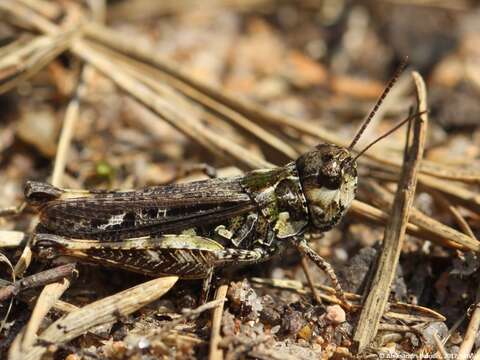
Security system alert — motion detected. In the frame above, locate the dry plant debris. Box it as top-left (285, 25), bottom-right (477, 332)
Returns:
top-left (0, 1), bottom-right (480, 359)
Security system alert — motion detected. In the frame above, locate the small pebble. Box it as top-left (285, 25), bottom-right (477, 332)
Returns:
top-left (325, 305), bottom-right (346, 324)
top-left (422, 321), bottom-right (449, 346)
top-left (65, 354), bottom-right (81, 360)
top-left (297, 324), bottom-right (312, 341)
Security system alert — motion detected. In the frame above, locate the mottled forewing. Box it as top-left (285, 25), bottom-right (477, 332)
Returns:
top-left (38, 178), bottom-right (255, 240)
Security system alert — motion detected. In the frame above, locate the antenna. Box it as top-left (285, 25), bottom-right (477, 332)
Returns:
top-left (351, 110), bottom-right (427, 163)
top-left (348, 57), bottom-right (409, 151)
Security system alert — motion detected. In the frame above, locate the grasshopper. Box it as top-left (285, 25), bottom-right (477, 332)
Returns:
top-left (21, 63), bottom-right (412, 309)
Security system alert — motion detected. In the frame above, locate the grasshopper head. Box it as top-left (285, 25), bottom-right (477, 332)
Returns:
top-left (296, 144), bottom-right (357, 231)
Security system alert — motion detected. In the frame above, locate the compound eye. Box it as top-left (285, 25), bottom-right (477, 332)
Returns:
top-left (318, 160), bottom-right (342, 190)
top-left (321, 152), bottom-right (334, 163)
top-left (317, 172), bottom-right (342, 190)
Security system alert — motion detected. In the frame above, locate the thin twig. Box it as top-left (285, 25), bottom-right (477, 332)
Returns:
top-left (0, 1), bottom-right (58, 34)
top-left (94, 40), bottom-right (299, 160)
top-left (353, 72), bottom-right (428, 352)
top-left (16, 0), bottom-right (62, 20)
top-left (474, 349), bottom-right (480, 360)
top-left (19, 278), bottom-right (73, 352)
top-left (457, 288), bottom-right (480, 359)
top-left (0, 32), bottom-right (73, 95)
top-left (209, 284), bottom-right (228, 360)
top-left (419, 174), bottom-right (480, 213)
top-left (350, 199), bottom-right (479, 252)
top-left (12, 276), bottom-right (179, 360)
top-left (433, 332), bottom-right (448, 360)
top-left (362, 180), bottom-right (480, 251)
top-left (0, 251), bottom-right (15, 332)
top-left (150, 299), bottom-right (226, 341)
top-left (51, 82), bottom-right (81, 186)
top-left (432, 190), bottom-right (478, 241)
top-left (0, 263), bottom-right (77, 302)
top-left (250, 277), bottom-right (445, 322)
top-left (0, 231), bottom-right (28, 248)
top-left (73, 40), bottom-right (271, 169)
top-left (0, 203), bottom-right (26, 218)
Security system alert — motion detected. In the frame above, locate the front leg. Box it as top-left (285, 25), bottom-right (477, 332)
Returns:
top-left (292, 237), bottom-right (352, 310)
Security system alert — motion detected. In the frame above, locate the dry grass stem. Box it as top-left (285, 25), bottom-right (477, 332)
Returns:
top-left (0, 231), bottom-right (27, 248)
top-left (0, 32), bottom-right (73, 94)
top-left (433, 190), bottom-right (478, 241)
top-left (363, 180), bottom-right (480, 251)
top-left (155, 298), bottom-right (226, 337)
top-left (209, 284), bottom-right (229, 360)
top-left (0, 1), bottom-right (59, 34)
top-left (53, 300), bottom-right (79, 314)
top-left (350, 199), bottom-right (477, 251)
top-left (419, 174), bottom-right (480, 213)
top-left (13, 276), bottom-right (178, 360)
top-left (433, 333), bottom-right (448, 360)
top-left (250, 277), bottom-right (445, 322)
top-left (13, 243), bottom-right (32, 278)
top-left (0, 263), bottom-right (77, 302)
top-left (353, 72), bottom-right (428, 352)
top-left (50, 80), bottom-right (82, 187)
top-left (101, 42), bottom-right (299, 160)
top-left (79, 42), bottom-right (270, 169)
top-left (457, 289), bottom-right (480, 359)
top-left (11, 278), bottom-right (72, 357)
top-left (16, 0), bottom-right (61, 20)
